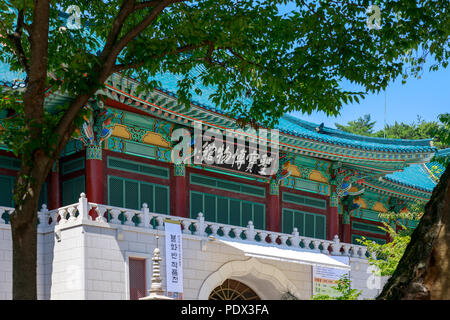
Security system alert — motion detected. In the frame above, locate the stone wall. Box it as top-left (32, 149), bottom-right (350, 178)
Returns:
top-left (0, 218), bottom-right (386, 300)
top-left (0, 224), bottom-right (12, 300)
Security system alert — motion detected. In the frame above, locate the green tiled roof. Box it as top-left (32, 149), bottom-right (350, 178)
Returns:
top-left (277, 114), bottom-right (434, 153)
top-left (382, 148), bottom-right (448, 192)
top-left (1, 59), bottom-right (443, 192)
top-left (384, 163), bottom-right (438, 192)
top-left (146, 67), bottom-right (435, 153)
top-left (1, 50), bottom-right (436, 155)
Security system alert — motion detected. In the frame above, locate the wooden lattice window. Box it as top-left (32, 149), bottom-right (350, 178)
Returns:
top-left (108, 175), bottom-right (169, 213)
top-left (190, 173), bottom-right (265, 197)
top-left (282, 208), bottom-right (326, 239)
top-left (62, 176), bottom-right (84, 206)
top-left (190, 191), bottom-right (265, 229)
top-left (0, 175), bottom-right (47, 208)
top-left (208, 279), bottom-right (260, 300)
top-left (129, 258), bottom-right (146, 300)
top-left (107, 157), bottom-right (169, 179)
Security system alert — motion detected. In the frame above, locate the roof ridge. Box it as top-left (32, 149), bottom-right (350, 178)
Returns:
top-left (282, 114), bottom-right (433, 147)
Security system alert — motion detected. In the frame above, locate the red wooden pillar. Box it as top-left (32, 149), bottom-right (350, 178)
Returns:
top-left (328, 190), bottom-right (339, 240)
top-left (266, 181), bottom-right (280, 232)
top-left (342, 212), bottom-right (351, 243)
top-left (85, 146), bottom-right (103, 205)
top-left (48, 160), bottom-right (61, 210)
top-left (173, 164), bottom-right (187, 218)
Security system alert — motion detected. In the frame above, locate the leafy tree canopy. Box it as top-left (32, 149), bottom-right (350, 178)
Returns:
top-left (335, 114), bottom-right (376, 136)
top-left (433, 113), bottom-right (450, 164)
top-left (335, 113), bottom-right (450, 149)
top-left (357, 222), bottom-right (411, 277)
top-left (0, 0), bottom-right (449, 300)
top-left (375, 115), bottom-right (441, 141)
top-left (1, 0), bottom-right (449, 139)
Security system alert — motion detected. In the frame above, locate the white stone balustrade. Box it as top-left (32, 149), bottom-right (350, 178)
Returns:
top-left (0, 193), bottom-right (370, 259)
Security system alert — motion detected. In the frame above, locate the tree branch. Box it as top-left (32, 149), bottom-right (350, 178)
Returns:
top-left (134, 0), bottom-right (164, 11)
top-left (5, 10), bottom-right (30, 76)
top-left (105, 0), bottom-right (185, 68)
top-left (100, 0), bottom-right (137, 62)
top-left (55, 0), bottom-right (187, 151)
top-left (227, 48), bottom-right (265, 70)
top-left (112, 40), bottom-right (213, 73)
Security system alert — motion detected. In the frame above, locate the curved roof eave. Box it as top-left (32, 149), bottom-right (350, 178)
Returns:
top-left (1, 59), bottom-right (438, 156)
top-left (382, 163), bottom-right (438, 193)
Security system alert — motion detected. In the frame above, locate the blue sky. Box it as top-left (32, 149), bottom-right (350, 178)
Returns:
top-left (289, 65), bottom-right (450, 131)
top-left (281, 1), bottom-right (450, 132)
top-left (260, 1), bottom-right (450, 133)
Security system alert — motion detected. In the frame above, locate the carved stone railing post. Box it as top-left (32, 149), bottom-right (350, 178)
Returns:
top-left (291, 228), bottom-right (300, 248)
top-left (245, 221), bottom-right (256, 241)
top-left (196, 213), bottom-right (206, 237)
top-left (331, 235), bottom-right (342, 255)
top-left (38, 204), bottom-right (49, 227)
top-left (77, 193), bottom-right (89, 221)
top-left (142, 203), bottom-right (150, 228)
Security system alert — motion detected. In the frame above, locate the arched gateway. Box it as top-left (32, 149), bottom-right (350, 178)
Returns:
top-left (209, 279), bottom-right (260, 300)
top-left (198, 258), bottom-right (300, 300)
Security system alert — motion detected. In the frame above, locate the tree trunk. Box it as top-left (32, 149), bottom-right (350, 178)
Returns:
top-left (10, 155), bottom-right (51, 300)
top-left (377, 162), bottom-right (450, 299)
top-left (10, 204), bottom-right (38, 300)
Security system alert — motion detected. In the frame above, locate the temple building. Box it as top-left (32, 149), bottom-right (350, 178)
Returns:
top-left (0, 62), bottom-right (446, 300)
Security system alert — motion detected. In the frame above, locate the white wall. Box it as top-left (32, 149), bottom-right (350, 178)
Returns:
top-left (0, 225), bottom-right (12, 300)
top-left (49, 223), bottom-right (86, 299)
top-left (350, 257), bottom-right (388, 299)
top-left (0, 218), bottom-right (385, 300)
top-left (78, 222), bottom-right (314, 300)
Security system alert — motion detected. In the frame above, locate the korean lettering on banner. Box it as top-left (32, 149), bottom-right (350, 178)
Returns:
top-left (312, 256), bottom-right (350, 298)
top-left (164, 219), bottom-right (183, 299)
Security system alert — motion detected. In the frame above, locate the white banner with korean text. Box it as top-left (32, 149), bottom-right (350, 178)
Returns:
top-left (164, 219), bottom-right (183, 299)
